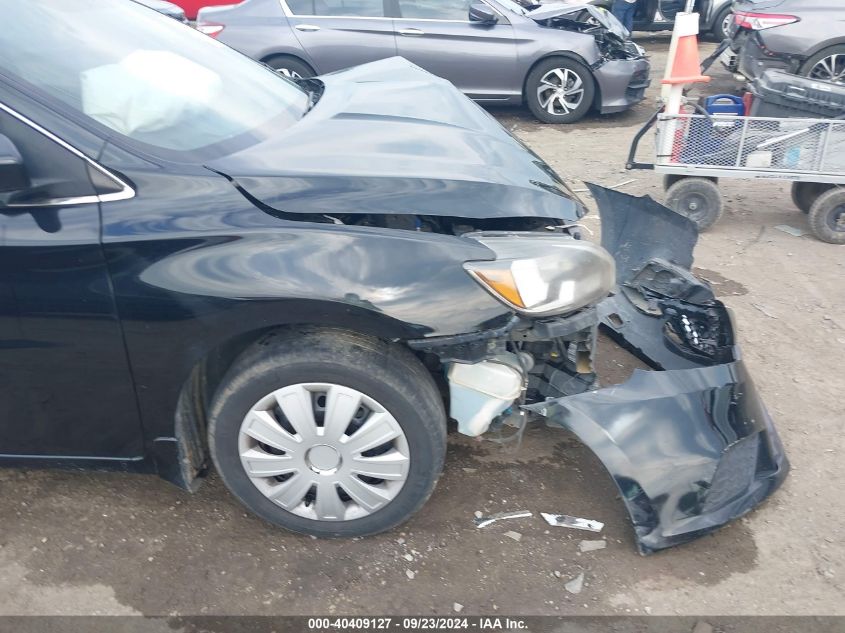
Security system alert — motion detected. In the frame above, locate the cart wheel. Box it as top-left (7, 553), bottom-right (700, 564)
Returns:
top-left (808, 187), bottom-right (845, 245)
top-left (665, 177), bottom-right (724, 230)
top-left (791, 182), bottom-right (834, 214)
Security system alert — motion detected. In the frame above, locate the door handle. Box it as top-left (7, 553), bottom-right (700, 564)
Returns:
top-left (397, 28), bottom-right (425, 36)
top-left (295, 24), bottom-right (321, 31)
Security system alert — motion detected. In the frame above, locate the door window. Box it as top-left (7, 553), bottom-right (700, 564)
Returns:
top-left (286, 0), bottom-right (387, 17)
top-left (0, 107), bottom-right (95, 208)
top-left (397, 0), bottom-right (472, 20)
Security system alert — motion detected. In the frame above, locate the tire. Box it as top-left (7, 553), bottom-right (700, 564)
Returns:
top-left (710, 5), bottom-right (733, 41)
top-left (525, 57), bottom-right (596, 124)
top-left (665, 177), bottom-right (724, 230)
top-left (800, 45), bottom-right (845, 85)
top-left (791, 182), bottom-right (834, 215)
top-left (263, 55), bottom-right (315, 80)
top-left (807, 187), bottom-right (845, 245)
top-left (664, 174), bottom-right (716, 191)
top-left (208, 328), bottom-right (447, 537)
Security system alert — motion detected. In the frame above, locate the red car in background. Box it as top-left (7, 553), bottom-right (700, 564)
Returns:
top-left (168, 0), bottom-right (236, 20)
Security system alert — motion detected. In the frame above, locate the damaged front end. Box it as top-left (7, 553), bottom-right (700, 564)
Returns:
top-left (524, 3), bottom-right (650, 112)
top-left (529, 4), bottom-right (645, 61)
top-left (413, 185), bottom-right (788, 554)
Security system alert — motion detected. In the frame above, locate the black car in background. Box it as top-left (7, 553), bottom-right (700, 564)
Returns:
top-left (0, 0), bottom-right (787, 552)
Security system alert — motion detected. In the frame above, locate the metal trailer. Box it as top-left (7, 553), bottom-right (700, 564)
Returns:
top-left (627, 110), bottom-right (845, 244)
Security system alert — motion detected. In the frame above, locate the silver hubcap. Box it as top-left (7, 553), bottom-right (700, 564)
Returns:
top-left (721, 13), bottom-right (732, 36)
top-left (810, 54), bottom-right (845, 84)
top-left (537, 68), bottom-right (585, 116)
top-left (238, 383), bottom-right (410, 521)
top-left (276, 67), bottom-right (302, 79)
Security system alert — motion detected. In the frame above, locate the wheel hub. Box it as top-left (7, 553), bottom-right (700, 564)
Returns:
top-left (306, 444), bottom-right (341, 474)
top-left (237, 383), bottom-right (410, 522)
top-left (832, 206), bottom-right (845, 231)
top-left (537, 67), bottom-right (585, 116)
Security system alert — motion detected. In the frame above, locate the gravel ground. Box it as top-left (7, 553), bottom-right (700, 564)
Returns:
top-left (1, 35), bottom-right (843, 617)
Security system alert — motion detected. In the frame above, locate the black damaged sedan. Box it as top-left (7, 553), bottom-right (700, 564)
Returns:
top-left (0, 0), bottom-right (787, 553)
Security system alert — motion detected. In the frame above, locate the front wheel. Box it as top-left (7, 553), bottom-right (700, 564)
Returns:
top-left (808, 187), bottom-right (845, 244)
top-left (665, 177), bottom-right (724, 230)
top-left (711, 6), bottom-right (734, 41)
top-left (525, 58), bottom-right (595, 124)
top-left (209, 328), bottom-right (447, 537)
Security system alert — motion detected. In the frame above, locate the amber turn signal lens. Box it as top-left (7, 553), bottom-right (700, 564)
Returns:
top-left (473, 268), bottom-right (525, 309)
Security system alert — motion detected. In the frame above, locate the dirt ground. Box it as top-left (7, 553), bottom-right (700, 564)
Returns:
top-left (1, 35), bottom-right (843, 617)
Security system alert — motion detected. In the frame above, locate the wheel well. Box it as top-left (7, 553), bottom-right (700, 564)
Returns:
top-left (171, 324), bottom-right (441, 489)
top-left (522, 53), bottom-right (600, 108)
top-left (802, 41), bottom-right (845, 69)
top-left (709, 3), bottom-right (731, 27)
top-left (260, 52), bottom-right (315, 73)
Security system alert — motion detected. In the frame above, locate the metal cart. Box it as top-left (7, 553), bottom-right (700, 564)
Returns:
top-left (627, 110), bottom-right (845, 244)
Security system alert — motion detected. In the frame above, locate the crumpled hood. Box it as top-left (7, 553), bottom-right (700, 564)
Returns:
top-left (528, 3), bottom-right (629, 40)
top-left (206, 57), bottom-right (583, 222)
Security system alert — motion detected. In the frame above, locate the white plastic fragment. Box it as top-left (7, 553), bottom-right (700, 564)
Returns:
top-left (541, 512), bottom-right (604, 532)
top-left (474, 510), bottom-right (533, 528)
top-left (503, 531), bottom-right (522, 542)
top-left (609, 179), bottom-right (637, 190)
top-left (406, 570), bottom-right (415, 580)
top-left (774, 224), bottom-right (807, 237)
top-left (578, 539), bottom-right (607, 552)
top-left (564, 573), bottom-right (585, 595)
top-left (453, 603), bottom-right (464, 613)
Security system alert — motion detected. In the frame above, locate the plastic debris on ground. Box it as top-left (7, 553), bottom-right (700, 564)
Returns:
top-left (503, 531), bottom-right (522, 542)
top-left (564, 572), bottom-right (585, 595)
top-left (540, 512), bottom-right (604, 532)
top-left (578, 539), bottom-right (607, 552)
top-left (474, 510), bottom-right (533, 528)
top-left (774, 225), bottom-right (807, 237)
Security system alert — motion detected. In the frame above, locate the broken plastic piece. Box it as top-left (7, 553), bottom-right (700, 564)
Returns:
top-left (564, 572), bottom-right (585, 595)
top-left (774, 224), bottom-right (806, 238)
top-left (540, 512), bottom-right (604, 532)
top-left (474, 510), bottom-right (533, 528)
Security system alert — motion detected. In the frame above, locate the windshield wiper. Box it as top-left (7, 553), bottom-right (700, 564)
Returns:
top-left (299, 79), bottom-right (325, 114)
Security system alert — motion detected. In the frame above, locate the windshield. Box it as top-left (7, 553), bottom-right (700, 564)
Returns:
top-left (0, 0), bottom-right (310, 158)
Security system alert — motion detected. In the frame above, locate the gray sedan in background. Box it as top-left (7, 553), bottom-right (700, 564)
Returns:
top-left (730, 0), bottom-right (845, 84)
top-left (198, 0), bottom-right (651, 124)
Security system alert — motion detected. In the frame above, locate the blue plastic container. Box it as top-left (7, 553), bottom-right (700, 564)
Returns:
top-left (704, 94), bottom-right (746, 116)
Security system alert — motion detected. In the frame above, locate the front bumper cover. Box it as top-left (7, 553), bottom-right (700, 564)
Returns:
top-left (528, 186), bottom-right (789, 554)
top-left (596, 58), bottom-right (652, 114)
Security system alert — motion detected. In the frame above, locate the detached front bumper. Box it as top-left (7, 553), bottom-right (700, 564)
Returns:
top-left (531, 353), bottom-right (788, 554)
top-left (530, 186), bottom-right (789, 554)
top-left (408, 185), bottom-right (789, 554)
top-left (418, 185), bottom-right (788, 554)
top-left (596, 58), bottom-right (651, 114)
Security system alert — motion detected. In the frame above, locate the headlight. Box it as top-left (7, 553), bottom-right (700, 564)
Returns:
top-left (463, 233), bottom-right (615, 316)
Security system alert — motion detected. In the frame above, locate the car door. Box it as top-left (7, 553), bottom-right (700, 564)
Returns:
top-left (282, 0), bottom-right (398, 73)
top-left (392, 0), bottom-right (519, 99)
top-left (0, 101), bottom-right (144, 459)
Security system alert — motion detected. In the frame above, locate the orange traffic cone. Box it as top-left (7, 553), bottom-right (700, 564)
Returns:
top-left (662, 34), bottom-right (710, 85)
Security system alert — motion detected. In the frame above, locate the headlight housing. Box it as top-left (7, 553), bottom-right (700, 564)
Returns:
top-left (463, 232), bottom-right (615, 316)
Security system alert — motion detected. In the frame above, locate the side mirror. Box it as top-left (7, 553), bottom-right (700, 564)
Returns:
top-left (469, 2), bottom-right (498, 24)
top-left (0, 134), bottom-right (29, 194)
